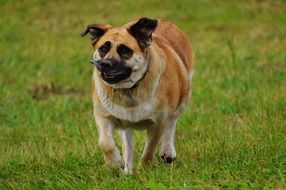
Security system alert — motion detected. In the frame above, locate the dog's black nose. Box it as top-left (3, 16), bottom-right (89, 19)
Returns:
top-left (100, 60), bottom-right (112, 70)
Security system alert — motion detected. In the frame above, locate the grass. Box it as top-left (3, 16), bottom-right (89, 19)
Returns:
top-left (0, 0), bottom-right (286, 189)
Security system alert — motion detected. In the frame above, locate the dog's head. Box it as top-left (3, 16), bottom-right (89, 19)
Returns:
top-left (81, 17), bottom-right (158, 89)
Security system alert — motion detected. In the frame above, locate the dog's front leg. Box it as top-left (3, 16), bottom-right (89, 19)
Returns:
top-left (95, 115), bottom-right (124, 169)
top-left (121, 129), bottom-right (134, 173)
top-left (140, 123), bottom-right (165, 166)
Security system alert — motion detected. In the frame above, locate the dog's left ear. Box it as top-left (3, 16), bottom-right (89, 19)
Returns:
top-left (128, 17), bottom-right (158, 49)
top-left (81, 24), bottom-right (112, 44)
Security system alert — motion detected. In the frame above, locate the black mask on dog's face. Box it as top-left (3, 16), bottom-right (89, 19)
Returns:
top-left (82, 17), bottom-right (157, 86)
top-left (90, 41), bottom-right (134, 84)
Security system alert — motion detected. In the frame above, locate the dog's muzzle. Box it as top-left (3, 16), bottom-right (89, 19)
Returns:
top-left (90, 59), bottom-right (132, 84)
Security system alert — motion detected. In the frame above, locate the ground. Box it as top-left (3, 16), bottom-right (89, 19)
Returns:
top-left (0, 0), bottom-right (286, 189)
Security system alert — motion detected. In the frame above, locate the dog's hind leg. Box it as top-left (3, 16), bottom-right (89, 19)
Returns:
top-left (160, 88), bottom-right (192, 164)
top-left (140, 123), bottom-right (165, 166)
top-left (160, 116), bottom-right (177, 163)
top-left (95, 115), bottom-right (124, 170)
top-left (121, 129), bottom-right (134, 173)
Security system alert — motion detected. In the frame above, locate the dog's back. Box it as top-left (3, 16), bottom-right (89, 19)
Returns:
top-left (149, 19), bottom-right (194, 113)
top-left (153, 19), bottom-right (194, 71)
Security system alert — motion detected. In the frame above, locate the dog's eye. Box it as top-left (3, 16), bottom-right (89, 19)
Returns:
top-left (99, 41), bottom-right (111, 57)
top-left (117, 44), bottom-right (133, 59)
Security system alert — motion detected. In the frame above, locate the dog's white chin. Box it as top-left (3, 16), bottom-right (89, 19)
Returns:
top-left (105, 80), bottom-right (135, 89)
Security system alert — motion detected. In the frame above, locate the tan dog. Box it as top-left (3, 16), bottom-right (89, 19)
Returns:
top-left (81, 17), bottom-right (194, 173)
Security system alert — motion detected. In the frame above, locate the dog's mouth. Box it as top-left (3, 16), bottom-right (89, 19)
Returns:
top-left (91, 59), bottom-right (132, 84)
top-left (101, 69), bottom-right (132, 84)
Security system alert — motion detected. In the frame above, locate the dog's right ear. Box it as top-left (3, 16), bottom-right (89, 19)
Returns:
top-left (81, 24), bottom-right (111, 44)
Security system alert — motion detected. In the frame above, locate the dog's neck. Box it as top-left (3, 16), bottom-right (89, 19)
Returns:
top-left (130, 49), bottom-right (151, 89)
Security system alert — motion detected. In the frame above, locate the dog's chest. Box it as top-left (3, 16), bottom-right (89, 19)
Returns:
top-left (95, 90), bottom-right (157, 123)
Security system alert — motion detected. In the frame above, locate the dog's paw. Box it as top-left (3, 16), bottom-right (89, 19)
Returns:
top-left (161, 154), bottom-right (176, 164)
top-left (103, 150), bottom-right (125, 170)
top-left (160, 146), bottom-right (176, 164)
top-left (140, 156), bottom-right (154, 167)
top-left (123, 165), bottom-right (133, 174)
top-left (106, 159), bottom-right (124, 170)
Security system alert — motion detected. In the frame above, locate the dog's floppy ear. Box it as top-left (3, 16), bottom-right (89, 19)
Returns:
top-left (128, 17), bottom-right (158, 49)
top-left (81, 24), bottom-right (111, 44)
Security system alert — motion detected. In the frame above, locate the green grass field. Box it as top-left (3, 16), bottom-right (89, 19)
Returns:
top-left (1, 0), bottom-right (286, 189)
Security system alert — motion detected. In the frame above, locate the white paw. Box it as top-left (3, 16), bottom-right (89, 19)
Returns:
top-left (160, 145), bottom-right (176, 164)
top-left (123, 163), bottom-right (133, 174)
top-left (103, 149), bottom-right (124, 169)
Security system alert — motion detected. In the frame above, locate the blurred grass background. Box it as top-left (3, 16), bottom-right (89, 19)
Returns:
top-left (0, 0), bottom-right (286, 189)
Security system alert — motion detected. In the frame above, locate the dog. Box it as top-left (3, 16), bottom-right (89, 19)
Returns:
top-left (81, 17), bottom-right (194, 173)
